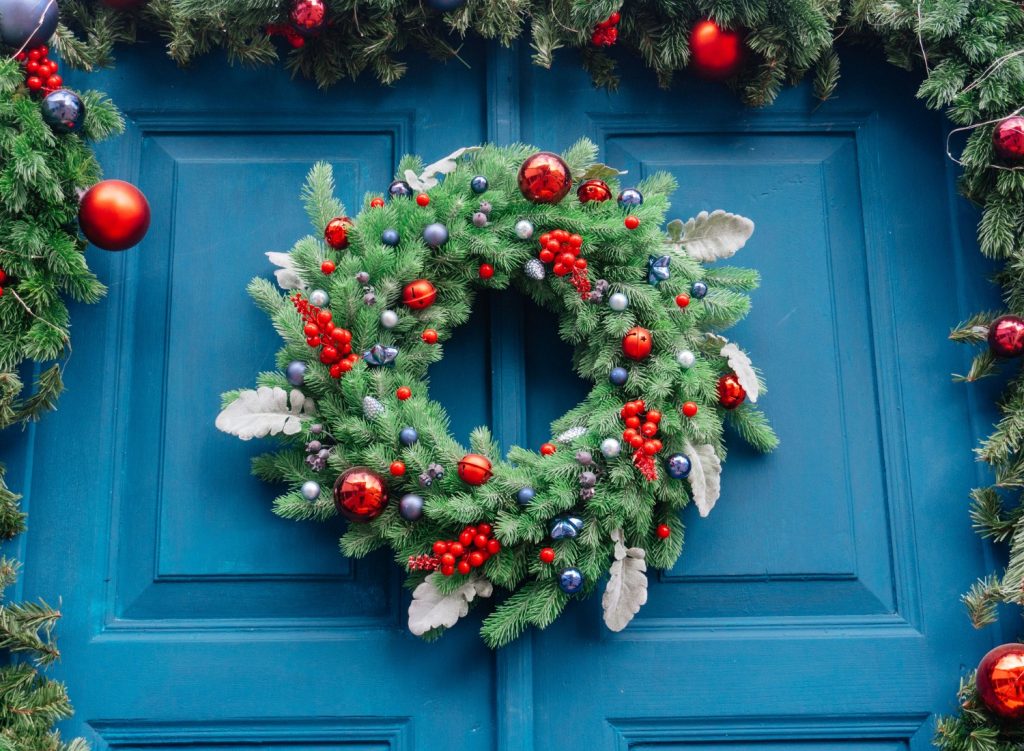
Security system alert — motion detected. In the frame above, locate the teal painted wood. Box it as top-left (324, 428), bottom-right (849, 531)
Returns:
top-left (11, 38), bottom-right (997, 750)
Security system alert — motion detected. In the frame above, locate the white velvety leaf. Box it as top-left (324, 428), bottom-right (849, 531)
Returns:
top-left (404, 146), bottom-right (482, 191)
top-left (408, 572), bottom-right (493, 636)
top-left (720, 342), bottom-right (760, 403)
top-left (215, 387), bottom-right (315, 441)
top-left (265, 251), bottom-right (304, 290)
top-left (555, 426), bottom-right (587, 443)
top-left (666, 218), bottom-right (684, 242)
top-left (685, 442), bottom-right (723, 517)
top-left (581, 162), bottom-right (627, 181)
top-left (674, 210), bottom-right (754, 262)
top-left (602, 528), bottom-right (648, 632)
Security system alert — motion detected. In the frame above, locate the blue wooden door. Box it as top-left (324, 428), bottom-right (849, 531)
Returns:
top-left (15, 38), bottom-right (998, 750)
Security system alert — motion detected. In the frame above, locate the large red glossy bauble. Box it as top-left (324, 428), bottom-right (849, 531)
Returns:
top-left (976, 643), bottom-right (1024, 719)
top-left (333, 466), bottom-right (389, 522)
top-left (78, 180), bottom-right (151, 251)
top-left (989, 315), bottom-right (1024, 357)
top-left (324, 216), bottom-right (352, 249)
top-left (518, 151), bottom-right (572, 204)
top-left (577, 178), bottom-right (612, 204)
top-left (457, 453), bottom-right (493, 485)
top-left (689, 20), bottom-right (743, 79)
top-left (717, 373), bottom-right (746, 409)
top-left (622, 326), bottom-right (653, 360)
top-left (402, 279), bottom-right (437, 310)
top-left (993, 116), bottom-right (1024, 162)
top-left (290, 0), bottom-right (326, 35)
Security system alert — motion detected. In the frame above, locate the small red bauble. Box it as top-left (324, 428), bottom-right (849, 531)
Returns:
top-left (370, 197), bottom-right (385, 208)
top-left (333, 466), bottom-right (389, 522)
top-left (676, 294), bottom-right (690, 308)
top-left (622, 326), bottom-right (653, 360)
top-left (577, 178), bottom-right (612, 204)
top-left (290, 0), bottom-right (326, 35)
top-left (993, 116), bottom-right (1024, 162)
top-left (717, 373), bottom-right (746, 409)
top-left (321, 260), bottom-right (336, 274)
top-left (977, 643), bottom-right (1024, 719)
top-left (682, 401), bottom-right (698, 417)
top-left (624, 215), bottom-right (640, 230)
top-left (402, 279), bottom-right (437, 310)
top-left (416, 193), bottom-right (430, 206)
top-left (989, 315), bottom-right (1024, 358)
top-left (656, 523), bottom-right (671, 539)
top-left (324, 216), bottom-right (352, 249)
top-left (689, 20), bottom-right (743, 79)
top-left (518, 151), bottom-right (572, 204)
top-left (457, 453), bottom-right (493, 485)
top-left (26, 76), bottom-right (42, 91)
top-left (396, 386), bottom-right (412, 400)
top-left (479, 263), bottom-right (495, 279)
top-left (539, 547), bottom-right (556, 563)
top-left (389, 460), bottom-right (406, 476)
top-left (540, 442), bottom-right (556, 456)
top-left (78, 180), bottom-right (151, 251)
top-left (421, 328), bottom-right (438, 344)
top-left (46, 74), bottom-right (62, 89)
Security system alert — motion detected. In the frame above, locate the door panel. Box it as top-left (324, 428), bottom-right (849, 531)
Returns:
top-left (16, 39), bottom-right (996, 750)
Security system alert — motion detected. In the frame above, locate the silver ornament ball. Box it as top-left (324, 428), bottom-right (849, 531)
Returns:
top-left (301, 480), bottom-right (321, 501)
top-left (608, 292), bottom-right (629, 312)
top-left (380, 309), bottom-right (399, 328)
top-left (600, 438), bottom-right (622, 458)
top-left (399, 493), bottom-right (425, 521)
top-left (514, 219), bottom-right (535, 240)
top-left (676, 350), bottom-right (696, 368)
top-left (308, 288), bottom-right (330, 307)
top-left (524, 258), bottom-right (546, 280)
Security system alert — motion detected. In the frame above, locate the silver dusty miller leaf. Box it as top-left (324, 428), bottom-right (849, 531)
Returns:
top-left (404, 146), bottom-right (482, 191)
top-left (602, 528), bottom-right (648, 632)
top-left (265, 251), bottom-right (304, 290)
top-left (408, 572), bottom-right (493, 636)
top-left (666, 210), bottom-right (754, 262)
top-left (216, 387), bottom-right (315, 441)
top-left (685, 441), bottom-right (722, 517)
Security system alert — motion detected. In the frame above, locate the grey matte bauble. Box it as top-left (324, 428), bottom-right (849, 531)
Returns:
top-left (399, 426), bottom-right (419, 446)
top-left (286, 360), bottom-right (306, 386)
top-left (399, 493), bottom-right (425, 521)
top-left (422, 222), bottom-right (449, 248)
top-left (380, 309), bottom-right (399, 328)
top-left (301, 480), bottom-right (321, 501)
top-left (0, 0), bottom-right (59, 50)
top-left (514, 219), bottom-right (535, 240)
top-left (600, 438), bottom-right (621, 458)
top-left (676, 349), bottom-right (696, 368)
top-left (608, 292), bottom-right (629, 312)
top-left (309, 288), bottom-right (329, 307)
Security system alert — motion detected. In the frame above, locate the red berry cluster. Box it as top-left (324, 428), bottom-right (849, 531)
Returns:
top-left (537, 229), bottom-right (591, 299)
top-left (13, 46), bottom-right (62, 93)
top-left (620, 399), bottom-right (662, 480)
top-left (265, 23), bottom-right (307, 48)
top-left (290, 292), bottom-right (358, 378)
top-left (591, 11), bottom-right (620, 47)
top-left (430, 523), bottom-right (502, 577)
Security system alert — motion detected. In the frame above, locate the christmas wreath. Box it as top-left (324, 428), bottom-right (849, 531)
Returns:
top-left (215, 140), bottom-right (776, 646)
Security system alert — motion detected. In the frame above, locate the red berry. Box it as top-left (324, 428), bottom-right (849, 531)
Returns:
top-left (329, 364), bottom-right (343, 378)
top-left (540, 442), bottom-right (556, 456)
top-left (656, 523), bottom-right (671, 539)
top-left (37, 45), bottom-right (48, 56)
top-left (469, 551), bottom-right (485, 567)
top-left (487, 539), bottom-right (501, 554)
top-left (568, 233), bottom-right (583, 248)
top-left (559, 252), bottom-right (576, 267)
top-left (457, 560), bottom-right (471, 575)
top-left (479, 263), bottom-right (494, 279)
top-left (25, 60), bottom-right (40, 74)
top-left (546, 238), bottom-right (561, 253)
top-left (539, 249), bottom-right (555, 263)
top-left (608, 11), bottom-right (621, 24)
top-left (650, 438), bottom-right (662, 452)
top-left (478, 523), bottom-right (492, 536)
top-left (646, 409), bottom-right (662, 423)
top-left (675, 293), bottom-right (691, 308)
top-left (575, 258), bottom-right (587, 269)
top-left (396, 386), bottom-right (412, 400)
top-left (432, 541), bottom-right (447, 555)
top-left (303, 324), bottom-right (319, 337)
top-left (623, 428), bottom-right (638, 443)
top-left (459, 530), bottom-right (474, 546)
top-left (682, 401), bottom-right (698, 417)
top-left (26, 77), bottom-right (42, 91)
top-left (422, 328), bottom-right (438, 344)
top-left (334, 328), bottom-right (352, 344)
top-left (641, 421), bottom-right (658, 437)
top-left (338, 360), bottom-right (353, 373)
top-left (0, 270), bottom-right (6, 284)
top-left (538, 232), bottom-right (551, 245)
top-left (625, 415), bottom-right (641, 429)
top-left (14, 51), bottom-right (26, 62)
top-left (370, 197), bottom-right (385, 208)
top-left (630, 435), bottom-right (645, 449)
top-left (643, 440), bottom-right (659, 455)
top-left (553, 229), bottom-right (569, 242)
top-left (28, 48), bottom-right (42, 61)
top-left (0, 288), bottom-right (5, 297)
top-left (624, 215), bottom-right (640, 230)
top-left (474, 534), bottom-right (488, 549)
top-left (441, 564), bottom-right (455, 576)
top-left (319, 346), bottom-right (339, 364)
top-left (449, 542), bottom-right (465, 557)
top-left (539, 547), bottom-right (556, 563)
top-left (441, 553), bottom-right (456, 566)
top-left (552, 262), bottom-right (569, 276)
top-left (416, 193), bottom-right (430, 206)
top-left (622, 402), bottom-right (639, 418)
top-left (321, 260), bottom-right (336, 274)
top-left (306, 336), bottom-right (320, 347)
top-left (389, 460), bottom-right (406, 476)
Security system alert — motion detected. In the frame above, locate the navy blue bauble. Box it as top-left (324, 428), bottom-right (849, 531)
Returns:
top-left (470, 175), bottom-right (489, 193)
top-left (381, 228), bottom-right (400, 246)
top-left (0, 0), bottom-right (59, 49)
top-left (691, 281), bottom-right (708, 299)
top-left (609, 366), bottom-right (628, 386)
top-left (41, 90), bottom-right (85, 134)
top-left (516, 487), bottom-right (535, 505)
top-left (286, 360), bottom-right (306, 386)
top-left (399, 427), bottom-right (419, 446)
top-left (388, 180), bottom-right (413, 198)
top-left (617, 188), bottom-right (644, 208)
top-left (422, 222), bottom-right (449, 248)
top-left (665, 453), bottom-right (691, 479)
top-left (558, 567), bottom-right (584, 594)
top-left (399, 493), bottom-right (425, 521)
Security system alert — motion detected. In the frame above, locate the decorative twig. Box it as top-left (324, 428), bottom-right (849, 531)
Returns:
top-left (945, 105), bottom-right (1024, 170)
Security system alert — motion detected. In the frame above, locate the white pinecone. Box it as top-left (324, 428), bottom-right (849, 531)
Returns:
top-left (524, 258), bottom-right (546, 280)
top-left (362, 396), bottom-right (385, 419)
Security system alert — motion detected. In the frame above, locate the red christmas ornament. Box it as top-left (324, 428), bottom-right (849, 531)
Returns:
top-left (290, 0), bottom-right (326, 35)
top-left (624, 215), bottom-right (640, 230)
top-left (977, 643), bottom-right (1024, 719)
top-left (333, 467), bottom-right (389, 522)
top-left (539, 547), bottom-right (556, 563)
top-left (416, 193), bottom-right (430, 206)
top-left (622, 326), bottom-right (653, 360)
top-left (717, 373), bottom-right (746, 409)
top-left (389, 460), bottom-right (406, 476)
top-left (320, 260), bottom-right (336, 274)
top-left (682, 401), bottom-right (698, 417)
top-left (402, 279), bottom-right (437, 310)
top-left (324, 216), bottom-right (352, 249)
top-left (540, 442), bottom-right (556, 456)
top-left (993, 116), bottom-right (1024, 162)
top-left (689, 20), bottom-right (743, 79)
top-left (457, 454), bottom-right (493, 485)
top-left (989, 315), bottom-right (1024, 357)
top-left (479, 263), bottom-right (495, 279)
top-left (370, 197), bottom-right (385, 208)
top-left (421, 328), bottom-right (438, 344)
top-left (577, 178), bottom-right (612, 203)
top-left (78, 180), bottom-right (151, 251)
top-left (656, 523), bottom-right (671, 539)
top-left (675, 293), bottom-right (690, 308)
top-left (396, 386), bottom-right (412, 400)
top-left (518, 151), bottom-right (572, 204)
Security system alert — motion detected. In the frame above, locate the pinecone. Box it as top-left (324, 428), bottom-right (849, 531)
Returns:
top-left (524, 258), bottom-right (546, 280)
top-left (363, 395), bottom-right (385, 419)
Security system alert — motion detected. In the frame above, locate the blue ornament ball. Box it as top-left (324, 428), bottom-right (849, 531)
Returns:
top-left (470, 175), bottom-right (489, 193)
top-left (399, 493), bottom-right (425, 521)
top-left (0, 0), bottom-right (59, 49)
top-left (399, 427), bottom-right (419, 446)
top-left (41, 90), bottom-right (85, 134)
top-left (388, 179), bottom-right (413, 198)
top-left (381, 228), bottom-right (400, 246)
top-left (559, 567), bottom-right (584, 594)
top-left (665, 453), bottom-right (692, 479)
top-left (617, 188), bottom-right (644, 208)
top-left (691, 281), bottom-right (708, 299)
top-left (286, 360), bottom-right (306, 386)
top-left (609, 366), bottom-right (628, 386)
top-left (422, 222), bottom-right (449, 248)
top-left (516, 487), bottom-right (535, 505)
